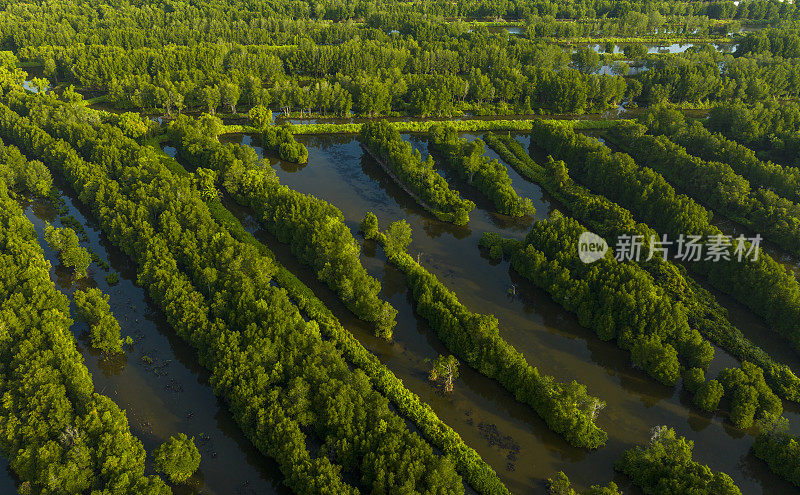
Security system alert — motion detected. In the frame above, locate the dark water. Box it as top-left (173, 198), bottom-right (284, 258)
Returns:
top-left (580, 42), bottom-right (738, 55)
top-left (214, 133), bottom-right (800, 494)
top-left (591, 132), bottom-right (800, 279)
top-left (16, 182), bottom-right (289, 495)
top-left (279, 112), bottom-right (627, 126)
top-left (482, 25), bottom-right (523, 35)
top-left (0, 460), bottom-right (14, 493)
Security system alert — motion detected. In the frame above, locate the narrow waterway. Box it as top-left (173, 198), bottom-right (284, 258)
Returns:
top-left (17, 180), bottom-right (290, 495)
top-left (533, 133), bottom-right (800, 372)
top-left (591, 132), bottom-right (800, 279)
top-left (0, 460), bottom-right (14, 492)
top-left (213, 132), bottom-right (800, 494)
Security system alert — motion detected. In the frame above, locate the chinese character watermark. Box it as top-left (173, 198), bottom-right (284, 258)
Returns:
top-left (578, 231), bottom-right (762, 264)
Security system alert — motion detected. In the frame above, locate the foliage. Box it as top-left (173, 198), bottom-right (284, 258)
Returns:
top-left (361, 120), bottom-right (475, 225)
top-left (248, 104), bottom-right (273, 131)
top-left (19, 35), bottom-right (626, 117)
top-left (694, 379), bottom-right (724, 412)
top-left (641, 105), bottom-right (800, 204)
top-left (193, 167), bottom-right (219, 201)
top-left (706, 100), bottom-right (800, 167)
top-left (607, 121), bottom-right (800, 258)
top-left (115, 112), bottom-right (152, 139)
top-left (153, 434), bottom-right (201, 484)
top-left (683, 368), bottom-right (705, 393)
top-left (73, 288), bottom-right (126, 356)
top-left (530, 119), bottom-right (800, 367)
top-left (429, 355), bottom-right (460, 393)
top-left (633, 49), bottom-right (800, 107)
top-left (717, 362), bottom-right (782, 428)
top-left (0, 151), bottom-right (170, 493)
top-left (428, 123), bottom-right (535, 217)
top-left (616, 426), bottom-right (742, 494)
top-left (483, 213), bottom-right (712, 386)
top-left (262, 125), bottom-right (308, 163)
top-left (753, 414), bottom-right (800, 487)
top-left (0, 136), bottom-right (51, 197)
top-left (369, 216), bottom-right (608, 449)
top-left (359, 211), bottom-right (379, 239)
top-left (548, 471), bottom-right (621, 495)
top-left (263, 119), bottom-right (618, 136)
top-left (44, 224), bottom-right (91, 277)
top-left (168, 114), bottom-right (396, 339)
top-left (0, 91), bottom-right (466, 495)
top-left (485, 130), bottom-right (800, 401)
top-left (159, 140), bottom-right (511, 495)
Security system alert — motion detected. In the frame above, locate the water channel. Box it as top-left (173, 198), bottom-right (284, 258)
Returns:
top-left (200, 131), bottom-right (800, 494)
top-left (4, 125), bottom-right (796, 493)
top-left (13, 179), bottom-right (291, 495)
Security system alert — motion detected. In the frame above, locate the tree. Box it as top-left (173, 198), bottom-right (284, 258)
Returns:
top-left (548, 471), bottom-right (621, 495)
top-left (249, 104), bottom-right (273, 131)
top-left (194, 168), bottom-right (219, 200)
top-left (242, 75), bottom-right (264, 106)
top-left (44, 224), bottom-right (91, 277)
top-left (61, 85), bottom-right (83, 104)
top-left (202, 85), bottom-right (221, 115)
top-left (360, 212), bottom-right (379, 240)
top-left (21, 160), bottom-right (52, 197)
top-left (117, 112), bottom-right (151, 139)
top-left (73, 288), bottom-right (128, 356)
top-left (684, 368), bottom-right (705, 393)
top-left (385, 219), bottom-right (412, 253)
top-left (694, 379), bottom-right (724, 412)
top-left (153, 434), bottom-right (201, 484)
top-left (753, 413), bottom-right (800, 486)
top-left (617, 426), bottom-right (742, 494)
top-left (429, 355), bottom-right (459, 392)
top-left (220, 82), bottom-right (240, 114)
top-left (623, 43), bottom-right (648, 59)
top-left (29, 77), bottom-right (49, 94)
top-left (572, 47), bottom-right (600, 73)
top-left (197, 113), bottom-right (223, 138)
top-left (43, 57), bottom-right (57, 82)
top-left (611, 61), bottom-right (630, 76)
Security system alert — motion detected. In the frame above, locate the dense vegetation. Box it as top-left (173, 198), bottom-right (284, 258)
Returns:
top-left (718, 362), bottom-right (782, 429)
top-left (360, 120), bottom-right (475, 224)
top-left (616, 426), bottom-right (742, 494)
top-left (168, 114), bottom-right (398, 339)
top-left (0, 134), bottom-right (50, 195)
top-left (548, 472), bottom-right (621, 495)
top-left (707, 100), bottom-right (800, 166)
top-left (641, 105), bottom-right (800, 204)
top-left (753, 414), bottom-right (800, 487)
top-left (250, 105), bottom-right (309, 163)
top-left (529, 119), bottom-right (800, 355)
top-left (484, 132), bottom-right (800, 401)
top-left (3, 1), bottom-right (800, 492)
top-left (606, 121), bottom-right (800, 257)
top-left (152, 434), bottom-right (201, 484)
top-left (364, 215), bottom-right (608, 449)
top-left (481, 213), bottom-right (713, 386)
top-left (0, 141), bottom-right (171, 494)
top-left (73, 287), bottom-right (128, 356)
top-left (44, 224), bottom-right (92, 277)
top-left (428, 123), bottom-right (535, 216)
top-left (0, 90), bottom-right (468, 494)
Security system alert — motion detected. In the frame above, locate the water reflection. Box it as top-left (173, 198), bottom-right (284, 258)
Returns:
top-left (220, 132), bottom-right (800, 493)
top-left (18, 182), bottom-right (289, 495)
